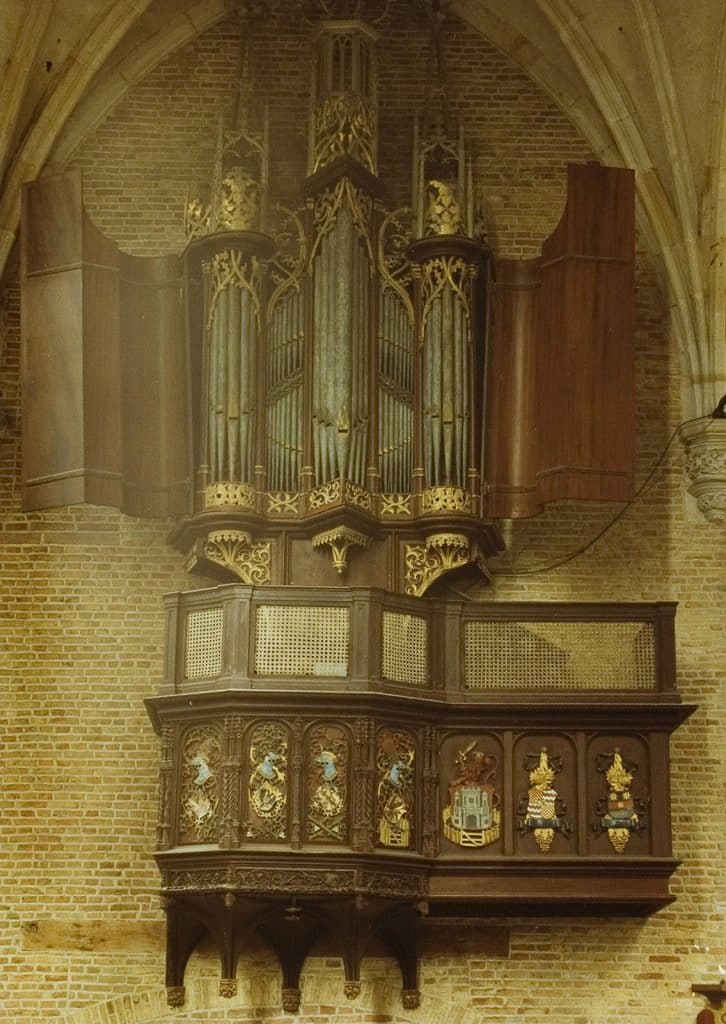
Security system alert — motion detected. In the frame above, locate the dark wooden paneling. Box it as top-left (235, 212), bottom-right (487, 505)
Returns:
top-left (21, 171), bottom-right (189, 516)
top-left (485, 259), bottom-right (541, 518)
top-left (484, 162), bottom-right (635, 518)
top-left (536, 163), bottom-right (635, 504)
top-left (22, 171), bottom-right (123, 509)
top-left (120, 252), bottom-right (188, 516)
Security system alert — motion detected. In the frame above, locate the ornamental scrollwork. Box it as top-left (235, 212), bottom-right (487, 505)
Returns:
top-left (311, 177), bottom-right (374, 263)
top-left (376, 729), bottom-right (415, 849)
top-left (206, 249), bottom-right (264, 332)
top-left (419, 256), bottom-right (472, 344)
top-left (245, 722), bottom-right (288, 841)
top-left (422, 485), bottom-right (472, 513)
top-left (377, 206), bottom-right (414, 322)
top-left (179, 726), bottom-right (222, 844)
top-left (307, 725), bottom-right (349, 843)
top-left (380, 493), bottom-right (412, 516)
top-left (308, 480), bottom-right (341, 508)
top-left (205, 481), bottom-right (256, 509)
top-left (344, 480), bottom-right (373, 511)
top-left (355, 869), bottom-right (428, 899)
top-left (267, 491), bottom-right (300, 515)
top-left (204, 530), bottom-right (271, 584)
top-left (312, 92), bottom-right (376, 174)
top-left (267, 203), bottom-right (307, 316)
top-left (404, 533), bottom-right (471, 597)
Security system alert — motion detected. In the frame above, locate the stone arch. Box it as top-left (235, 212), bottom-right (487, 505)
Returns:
top-left (60, 976), bottom-right (480, 1024)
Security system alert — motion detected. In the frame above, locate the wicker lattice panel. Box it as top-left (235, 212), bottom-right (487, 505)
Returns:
top-left (464, 621), bottom-right (656, 690)
top-left (382, 611), bottom-right (428, 685)
top-left (184, 607), bottom-right (224, 679)
top-left (254, 605), bottom-right (350, 677)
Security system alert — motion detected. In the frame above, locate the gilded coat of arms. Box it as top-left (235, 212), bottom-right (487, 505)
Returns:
top-left (442, 740), bottom-right (500, 847)
top-left (593, 749), bottom-right (645, 853)
top-left (376, 729), bottom-right (415, 848)
top-left (518, 747), bottom-right (572, 853)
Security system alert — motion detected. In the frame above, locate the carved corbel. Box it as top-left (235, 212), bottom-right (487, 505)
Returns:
top-left (187, 529), bottom-right (272, 584)
top-left (404, 532), bottom-right (470, 596)
top-left (681, 418), bottom-right (726, 522)
top-left (313, 525), bottom-right (370, 574)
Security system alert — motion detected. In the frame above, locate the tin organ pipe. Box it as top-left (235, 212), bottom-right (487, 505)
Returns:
top-left (356, 244), bottom-right (369, 487)
top-left (347, 241), bottom-right (359, 484)
top-left (442, 283), bottom-right (454, 484)
top-left (323, 227), bottom-right (333, 483)
top-left (327, 224), bottom-right (337, 482)
top-left (215, 285), bottom-right (228, 481)
top-left (423, 299), bottom-right (433, 488)
top-left (454, 293), bottom-right (464, 488)
top-left (207, 289), bottom-right (218, 481)
top-left (312, 245), bottom-right (321, 484)
top-left (335, 207), bottom-right (353, 482)
top-left (268, 303), bottom-right (276, 491)
top-left (228, 283), bottom-right (241, 480)
top-left (282, 293), bottom-right (291, 489)
top-left (242, 284), bottom-right (254, 481)
top-left (429, 293), bottom-right (442, 486)
top-left (228, 284), bottom-right (237, 479)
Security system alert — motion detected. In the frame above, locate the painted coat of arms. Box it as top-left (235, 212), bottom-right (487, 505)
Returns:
top-left (593, 749), bottom-right (645, 853)
top-left (518, 747), bottom-right (572, 853)
top-left (376, 729), bottom-right (415, 848)
top-left (442, 740), bottom-right (500, 847)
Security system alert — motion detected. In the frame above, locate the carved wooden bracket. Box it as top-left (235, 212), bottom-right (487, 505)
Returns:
top-left (187, 529), bottom-right (271, 584)
top-left (313, 525), bottom-right (371, 574)
top-left (162, 891), bottom-right (421, 1013)
top-left (404, 532), bottom-right (471, 595)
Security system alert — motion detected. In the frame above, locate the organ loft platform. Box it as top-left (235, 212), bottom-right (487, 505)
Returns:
top-left (145, 586), bottom-right (693, 1011)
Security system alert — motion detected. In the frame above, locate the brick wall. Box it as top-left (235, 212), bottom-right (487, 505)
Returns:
top-left (1, 5), bottom-right (723, 1023)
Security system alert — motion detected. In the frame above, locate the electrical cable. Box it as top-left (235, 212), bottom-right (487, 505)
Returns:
top-left (488, 412), bottom-right (713, 578)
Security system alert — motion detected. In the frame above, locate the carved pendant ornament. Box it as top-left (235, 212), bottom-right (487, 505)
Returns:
top-left (518, 747), bottom-right (572, 853)
top-left (593, 749), bottom-right (646, 853)
top-left (442, 740), bottom-right (500, 847)
top-left (179, 726), bottom-right (221, 843)
top-left (307, 725), bottom-right (348, 842)
top-left (246, 722), bottom-right (288, 841)
top-left (313, 525), bottom-right (371, 574)
top-left (376, 729), bottom-right (415, 848)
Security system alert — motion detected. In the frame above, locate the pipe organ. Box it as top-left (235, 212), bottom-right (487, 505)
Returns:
top-left (18, 5), bottom-right (670, 1018)
top-left (177, 16), bottom-right (501, 592)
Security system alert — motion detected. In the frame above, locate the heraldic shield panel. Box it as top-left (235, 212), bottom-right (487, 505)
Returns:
top-left (440, 733), bottom-right (503, 853)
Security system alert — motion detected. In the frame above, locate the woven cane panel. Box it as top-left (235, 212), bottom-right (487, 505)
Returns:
top-left (184, 607), bottom-right (224, 679)
top-left (464, 621), bottom-right (656, 690)
top-left (382, 611), bottom-right (428, 685)
top-left (254, 605), bottom-right (349, 677)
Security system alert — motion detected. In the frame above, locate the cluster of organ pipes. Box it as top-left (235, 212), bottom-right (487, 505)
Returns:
top-left (206, 253), bottom-right (259, 484)
top-left (421, 259), bottom-right (473, 489)
top-left (378, 286), bottom-right (414, 494)
top-left (188, 15), bottom-right (487, 507)
top-left (266, 286), bottom-right (304, 492)
top-left (311, 201), bottom-right (371, 488)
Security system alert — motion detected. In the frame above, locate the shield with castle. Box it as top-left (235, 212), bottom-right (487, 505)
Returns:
top-left (442, 740), bottom-right (500, 847)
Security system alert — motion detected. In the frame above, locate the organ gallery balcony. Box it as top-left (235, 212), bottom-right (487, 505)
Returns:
top-left (146, 586), bottom-right (693, 1010)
